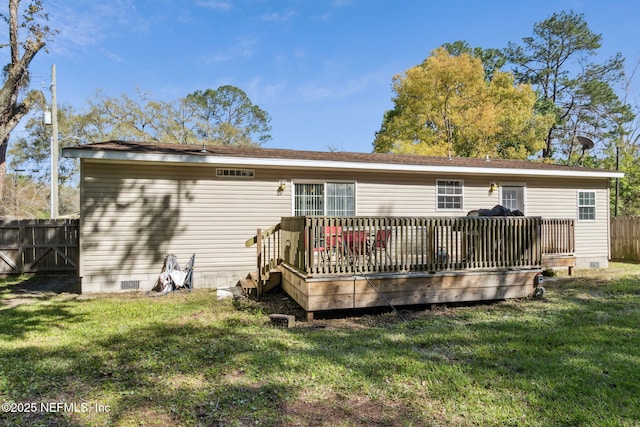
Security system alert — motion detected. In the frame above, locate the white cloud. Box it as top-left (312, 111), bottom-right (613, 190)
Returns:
top-left (245, 77), bottom-right (286, 104)
top-left (296, 67), bottom-right (390, 102)
top-left (195, 1), bottom-right (232, 11)
top-left (46, 0), bottom-right (149, 55)
top-left (259, 9), bottom-right (296, 23)
top-left (208, 36), bottom-right (259, 62)
top-left (101, 49), bottom-right (126, 63)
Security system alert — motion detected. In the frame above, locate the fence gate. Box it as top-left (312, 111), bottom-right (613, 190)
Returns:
top-left (0, 219), bottom-right (79, 274)
top-left (0, 222), bottom-right (21, 274)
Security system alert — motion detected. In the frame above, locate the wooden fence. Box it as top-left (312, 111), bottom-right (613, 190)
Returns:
top-left (611, 216), bottom-right (640, 261)
top-left (0, 219), bottom-right (79, 275)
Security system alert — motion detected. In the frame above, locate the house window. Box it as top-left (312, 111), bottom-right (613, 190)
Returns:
top-left (437, 180), bottom-right (463, 210)
top-left (294, 182), bottom-right (355, 216)
top-left (578, 191), bottom-right (596, 221)
top-left (216, 168), bottom-right (255, 178)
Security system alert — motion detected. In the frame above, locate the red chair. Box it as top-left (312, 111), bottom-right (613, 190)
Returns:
top-left (323, 226), bottom-right (343, 255)
top-left (313, 226), bottom-right (343, 262)
top-left (371, 229), bottom-right (392, 262)
top-left (343, 230), bottom-right (368, 256)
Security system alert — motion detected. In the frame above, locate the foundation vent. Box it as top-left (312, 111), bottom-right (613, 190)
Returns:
top-left (590, 262), bottom-right (600, 269)
top-left (120, 280), bottom-right (140, 290)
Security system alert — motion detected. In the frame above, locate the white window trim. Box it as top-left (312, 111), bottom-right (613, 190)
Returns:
top-left (577, 190), bottom-right (597, 222)
top-left (435, 179), bottom-right (464, 211)
top-left (291, 180), bottom-right (357, 216)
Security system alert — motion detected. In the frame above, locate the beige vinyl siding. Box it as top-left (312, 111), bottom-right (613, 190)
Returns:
top-left (79, 160), bottom-right (612, 292)
top-left (525, 176), bottom-right (610, 267)
top-left (80, 160), bottom-right (292, 291)
top-left (356, 174), bottom-right (500, 216)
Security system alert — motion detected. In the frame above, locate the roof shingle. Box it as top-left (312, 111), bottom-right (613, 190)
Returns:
top-left (64, 140), bottom-right (619, 176)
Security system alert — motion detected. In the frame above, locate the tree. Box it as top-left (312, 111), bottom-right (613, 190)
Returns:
top-left (9, 103), bottom-right (96, 186)
top-left (87, 89), bottom-right (192, 144)
top-left (0, 171), bottom-right (49, 218)
top-left (373, 48), bottom-right (553, 159)
top-left (185, 85), bottom-right (272, 146)
top-left (85, 86), bottom-right (271, 146)
top-left (505, 10), bottom-right (631, 161)
top-left (0, 0), bottom-right (55, 201)
top-left (10, 86), bottom-right (273, 191)
top-left (441, 40), bottom-right (506, 81)
top-left (595, 60), bottom-right (640, 216)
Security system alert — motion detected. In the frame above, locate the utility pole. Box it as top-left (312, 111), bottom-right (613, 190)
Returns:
top-left (50, 64), bottom-right (59, 219)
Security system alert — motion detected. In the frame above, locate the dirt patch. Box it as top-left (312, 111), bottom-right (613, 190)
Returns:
top-left (0, 274), bottom-right (80, 309)
top-left (283, 392), bottom-right (421, 426)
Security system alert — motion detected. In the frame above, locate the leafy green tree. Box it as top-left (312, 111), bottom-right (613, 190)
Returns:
top-left (505, 10), bottom-right (631, 161)
top-left (441, 40), bottom-right (506, 81)
top-left (0, 0), bottom-right (56, 200)
top-left (373, 48), bottom-right (553, 159)
top-left (9, 104), bottom-right (95, 186)
top-left (86, 86), bottom-right (271, 146)
top-left (597, 61), bottom-right (640, 216)
top-left (185, 85), bottom-right (272, 146)
top-left (87, 89), bottom-right (190, 143)
top-left (10, 86), bottom-right (272, 191)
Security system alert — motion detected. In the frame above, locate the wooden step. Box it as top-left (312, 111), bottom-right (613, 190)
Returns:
top-left (262, 269), bottom-right (282, 293)
top-left (239, 278), bottom-right (257, 296)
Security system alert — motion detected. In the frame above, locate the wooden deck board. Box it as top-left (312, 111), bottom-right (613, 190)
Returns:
top-left (279, 264), bottom-right (538, 315)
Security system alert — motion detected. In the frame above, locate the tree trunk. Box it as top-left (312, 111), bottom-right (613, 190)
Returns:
top-left (542, 127), bottom-right (554, 158)
top-left (0, 0), bottom-right (49, 202)
top-left (0, 136), bottom-right (7, 200)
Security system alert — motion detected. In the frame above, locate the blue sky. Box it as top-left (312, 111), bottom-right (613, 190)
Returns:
top-left (22, 0), bottom-right (640, 153)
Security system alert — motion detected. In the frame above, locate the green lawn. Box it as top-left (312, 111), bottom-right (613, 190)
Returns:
top-left (1, 264), bottom-right (639, 426)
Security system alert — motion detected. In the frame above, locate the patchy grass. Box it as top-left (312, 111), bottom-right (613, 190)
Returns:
top-left (1, 264), bottom-right (639, 426)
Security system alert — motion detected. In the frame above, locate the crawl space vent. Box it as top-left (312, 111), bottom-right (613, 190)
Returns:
top-left (590, 262), bottom-right (600, 269)
top-left (120, 280), bottom-right (140, 290)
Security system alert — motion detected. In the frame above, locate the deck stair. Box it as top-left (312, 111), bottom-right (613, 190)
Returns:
top-left (239, 268), bottom-right (282, 298)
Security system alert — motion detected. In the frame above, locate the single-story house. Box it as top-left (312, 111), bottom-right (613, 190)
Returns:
top-left (62, 140), bottom-right (623, 296)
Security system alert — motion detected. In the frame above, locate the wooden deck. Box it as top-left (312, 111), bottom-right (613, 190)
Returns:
top-left (247, 216), bottom-right (574, 319)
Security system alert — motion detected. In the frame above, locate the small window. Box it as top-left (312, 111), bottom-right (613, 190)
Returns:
top-left (437, 180), bottom-right (463, 210)
top-left (216, 168), bottom-right (255, 178)
top-left (578, 191), bottom-right (596, 221)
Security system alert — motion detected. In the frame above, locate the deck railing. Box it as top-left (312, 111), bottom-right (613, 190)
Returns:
top-left (245, 223), bottom-right (281, 286)
top-left (279, 216), bottom-right (545, 276)
top-left (541, 218), bottom-right (574, 255)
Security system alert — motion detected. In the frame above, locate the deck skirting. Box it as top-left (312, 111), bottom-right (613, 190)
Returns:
top-left (279, 264), bottom-right (540, 317)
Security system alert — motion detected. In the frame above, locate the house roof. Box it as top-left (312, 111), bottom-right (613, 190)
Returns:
top-left (62, 140), bottom-right (624, 179)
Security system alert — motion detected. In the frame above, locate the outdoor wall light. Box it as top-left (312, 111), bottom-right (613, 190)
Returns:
top-left (278, 180), bottom-right (287, 192)
top-left (489, 182), bottom-right (498, 193)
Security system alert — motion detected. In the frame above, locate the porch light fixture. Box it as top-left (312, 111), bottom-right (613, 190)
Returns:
top-left (278, 180), bottom-right (287, 192)
top-left (489, 182), bottom-right (498, 193)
